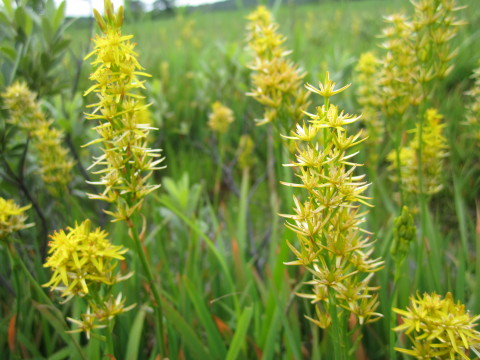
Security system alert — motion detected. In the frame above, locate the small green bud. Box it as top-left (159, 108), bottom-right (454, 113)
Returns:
top-left (104, 0), bottom-right (114, 22)
top-left (116, 6), bottom-right (124, 27)
top-left (93, 9), bottom-right (106, 31)
top-left (390, 206), bottom-right (416, 264)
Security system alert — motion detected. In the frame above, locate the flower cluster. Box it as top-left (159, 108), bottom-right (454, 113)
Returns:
top-left (387, 108), bottom-right (449, 196)
top-left (393, 292), bottom-right (480, 359)
top-left (208, 101), bottom-right (235, 134)
top-left (377, 14), bottom-right (421, 117)
top-left (84, 0), bottom-right (165, 222)
top-left (43, 219), bottom-right (134, 336)
top-left (246, 6), bottom-right (309, 130)
top-left (67, 293), bottom-right (135, 339)
top-left (411, 0), bottom-right (466, 82)
top-left (282, 73), bottom-right (383, 328)
top-left (365, 0), bottom-right (464, 122)
top-left (0, 197), bottom-right (32, 239)
top-left (1, 82), bottom-right (75, 192)
top-left (43, 219), bottom-right (128, 298)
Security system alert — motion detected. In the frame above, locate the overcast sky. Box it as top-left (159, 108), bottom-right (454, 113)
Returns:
top-left (55, 0), bottom-right (223, 17)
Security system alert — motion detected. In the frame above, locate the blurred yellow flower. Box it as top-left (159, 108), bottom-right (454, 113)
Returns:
top-left (246, 5), bottom-right (309, 130)
top-left (0, 197), bottom-right (32, 239)
top-left (388, 108), bottom-right (448, 196)
top-left (1, 82), bottom-right (75, 192)
top-left (394, 292), bottom-right (480, 359)
top-left (208, 101), bottom-right (234, 134)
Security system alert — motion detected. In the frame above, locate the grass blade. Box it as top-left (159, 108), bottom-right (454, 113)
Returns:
top-left (226, 306), bottom-right (253, 360)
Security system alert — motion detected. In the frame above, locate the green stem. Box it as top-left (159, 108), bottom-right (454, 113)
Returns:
top-left (128, 218), bottom-right (165, 356)
top-left (393, 123), bottom-right (405, 206)
top-left (105, 319), bottom-right (115, 358)
top-left (475, 200), bottom-right (480, 313)
top-left (328, 289), bottom-right (349, 360)
top-left (213, 134), bottom-right (225, 209)
top-left (389, 263), bottom-right (403, 360)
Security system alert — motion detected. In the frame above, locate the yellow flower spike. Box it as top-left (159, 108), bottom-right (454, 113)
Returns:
top-left (84, 1), bottom-right (165, 222)
top-left (43, 219), bottom-right (128, 298)
top-left (246, 5), bottom-right (309, 131)
top-left (394, 292), bottom-right (480, 359)
top-left (387, 108), bottom-right (449, 196)
top-left (1, 82), bottom-right (75, 193)
top-left (282, 73), bottom-right (384, 330)
top-left (0, 197), bottom-right (33, 239)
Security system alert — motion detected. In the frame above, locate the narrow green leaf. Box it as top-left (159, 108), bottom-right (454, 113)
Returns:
top-left (14, 6), bottom-right (26, 29)
top-left (48, 346), bottom-right (72, 360)
top-left (184, 276), bottom-right (227, 360)
top-left (226, 306), bottom-right (253, 360)
top-left (161, 297), bottom-right (211, 360)
top-left (157, 196), bottom-right (240, 315)
top-left (260, 307), bottom-right (281, 360)
top-left (3, 0), bottom-right (14, 19)
top-left (53, 0), bottom-right (65, 31)
top-left (125, 306), bottom-right (147, 360)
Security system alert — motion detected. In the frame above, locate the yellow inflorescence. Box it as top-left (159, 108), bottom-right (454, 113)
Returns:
top-left (84, 0), bottom-right (165, 222)
top-left (371, 0), bottom-right (464, 120)
top-left (388, 108), bottom-right (449, 196)
top-left (43, 219), bottom-right (128, 298)
top-left (393, 292), bottom-right (480, 359)
top-left (377, 14), bottom-right (421, 117)
top-left (282, 73), bottom-right (383, 328)
top-left (246, 6), bottom-right (309, 129)
top-left (411, 0), bottom-right (466, 81)
top-left (0, 197), bottom-right (32, 239)
top-left (208, 101), bottom-right (235, 134)
top-left (1, 82), bottom-right (75, 192)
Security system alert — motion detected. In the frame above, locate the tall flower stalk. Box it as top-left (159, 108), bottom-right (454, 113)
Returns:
top-left (208, 101), bottom-right (235, 206)
top-left (282, 73), bottom-right (383, 358)
top-left (83, 0), bottom-right (166, 354)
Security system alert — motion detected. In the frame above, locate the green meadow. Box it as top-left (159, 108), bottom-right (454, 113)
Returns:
top-left (1, 0), bottom-right (480, 359)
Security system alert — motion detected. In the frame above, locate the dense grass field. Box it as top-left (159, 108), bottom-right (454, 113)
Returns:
top-left (1, 0), bottom-right (480, 359)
